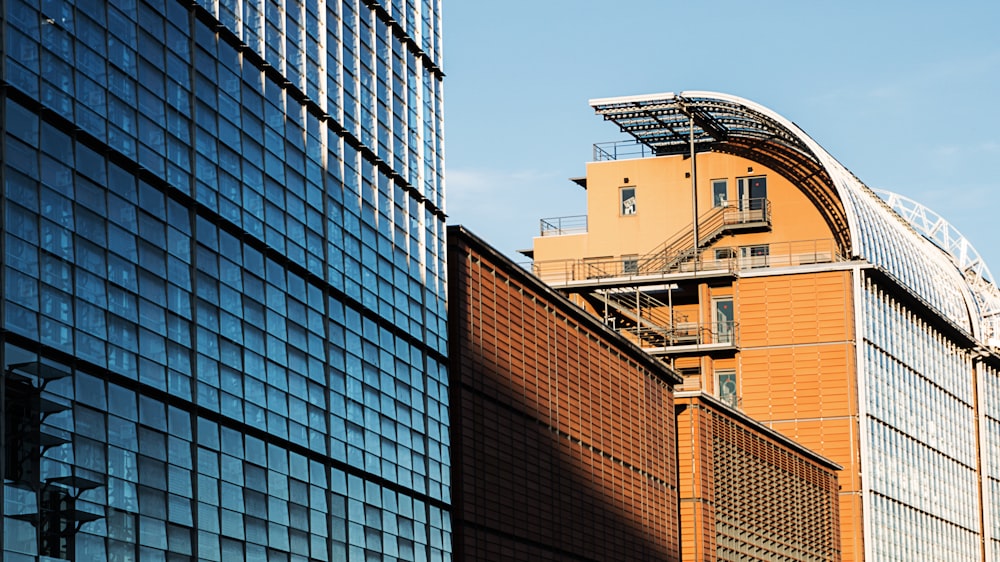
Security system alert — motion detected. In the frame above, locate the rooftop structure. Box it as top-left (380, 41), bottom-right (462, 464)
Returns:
top-left (532, 91), bottom-right (1000, 561)
top-left (587, 91), bottom-right (996, 347)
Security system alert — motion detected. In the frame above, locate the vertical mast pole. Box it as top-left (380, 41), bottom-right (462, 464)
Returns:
top-left (690, 113), bottom-right (699, 271)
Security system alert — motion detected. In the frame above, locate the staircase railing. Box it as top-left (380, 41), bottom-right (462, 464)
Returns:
top-left (640, 206), bottom-right (727, 273)
top-left (722, 199), bottom-right (771, 227)
top-left (640, 198), bottom-right (771, 274)
top-left (530, 237), bottom-right (839, 285)
top-left (597, 288), bottom-right (685, 335)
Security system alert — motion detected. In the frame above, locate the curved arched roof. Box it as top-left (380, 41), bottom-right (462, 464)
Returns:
top-left (590, 91), bottom-right (989, 343)
top-left (874, 189), bottom-right (1000, 347)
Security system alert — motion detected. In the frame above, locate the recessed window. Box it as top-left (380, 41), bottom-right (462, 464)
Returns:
top-left (716, 369), bottom-right (738, 408)
top-left (713, 297), bottom-right (734, 344)
top-left (620, 186), bottom-right (636, 216)
top-left (712, 179), bottom-right (728, 208)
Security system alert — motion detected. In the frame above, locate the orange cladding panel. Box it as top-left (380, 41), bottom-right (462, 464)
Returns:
top-left (739, 270), bottom-right (854, 347)
top-left (737, 270), bottom-right (857, 562)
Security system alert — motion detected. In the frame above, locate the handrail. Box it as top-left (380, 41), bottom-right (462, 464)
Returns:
top-left (639, 198), bottom-right (771, 274)
top-left (539, 215), bottom-right (588, 236)
top-left (593, 140), bottom-right (657, 161)
top-left (530, 237), bottom-right (843, 284)
top-left (597, 288), bottom-right (686, 334)
top-left (641, 205), bottom-right (728, 273)
top-left (721, 198), bottom-right (772, 227)
top-left (532, 254), bottom-right (736, 283)
top-left (624, 320), bottom-right (739, 348)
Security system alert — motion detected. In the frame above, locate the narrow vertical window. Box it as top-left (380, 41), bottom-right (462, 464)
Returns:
top-left (713, 297), bottom-right (734, 344)
top-left (620, 186), bottom-right (636, 216)
top-left (712, 179), bottom-right (728, 207)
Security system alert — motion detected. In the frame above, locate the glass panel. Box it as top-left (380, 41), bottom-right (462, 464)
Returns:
top-left (713, 298), bottom-right (734, 344)
top-left (716, 370), bottom-right (737, 408)
top-left (620, 186), bottom-right (636, 216)
top-left (712, 179), bottom-right (728, 207)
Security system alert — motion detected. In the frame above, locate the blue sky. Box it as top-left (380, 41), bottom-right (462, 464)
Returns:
top-left (442, 1), bottom-right (1000, 276)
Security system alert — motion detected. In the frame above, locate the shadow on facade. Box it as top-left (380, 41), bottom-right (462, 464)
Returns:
top-left (448, 226), bottom-right (681, 561)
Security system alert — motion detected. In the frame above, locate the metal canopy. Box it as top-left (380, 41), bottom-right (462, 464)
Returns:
top-left (590, 92), bottom-right (811, 159)
top-left (590, 91), bottom-right (852, 263)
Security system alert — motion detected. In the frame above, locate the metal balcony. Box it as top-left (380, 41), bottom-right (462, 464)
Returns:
top-left (625, 320), bottom-right (739, 355)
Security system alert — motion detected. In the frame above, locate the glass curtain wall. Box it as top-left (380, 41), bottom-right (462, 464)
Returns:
top-left (860, 275), bottom-right (979, 561)
top-left (1, 0), bottom-right (449, 560)
top-left (979, 361), bottom-right (1000, 559)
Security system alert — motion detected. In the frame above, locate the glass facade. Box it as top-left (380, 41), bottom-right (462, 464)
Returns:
top-left (981, 362), bottom-right (1000, 559)
top-left (842, 180), bottom-right (972, 335)
top-left (861, 276), bottom-right (979, 560)
top-left (1, 0), bottom-right (449, 560)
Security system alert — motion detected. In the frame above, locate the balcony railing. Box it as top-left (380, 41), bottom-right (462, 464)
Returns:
top-left (593, 140), bottom-right (657, 161)
top-left (531, 238), bottom-right (844, 285)
top-left (625, 320), bottom-right (739, 349)
top-left (539, 215), bottom-right (587, 236)
top-left (720, 200), bottom-right (770, 227)
top-left (734, 238), bottom-right (843, 270)
top-left (532, 253), bottom-right (734, 284)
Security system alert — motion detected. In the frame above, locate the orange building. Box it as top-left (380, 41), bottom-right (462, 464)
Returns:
top-left (676, 391), bottom-right (840, 561)
top-left (531, 91), bottom-right (1000, 561)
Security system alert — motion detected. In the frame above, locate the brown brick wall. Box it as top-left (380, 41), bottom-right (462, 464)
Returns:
top-left (677, 395), bottom-right (841, 561)
top-left (448, 228), bottom-right (682, 561)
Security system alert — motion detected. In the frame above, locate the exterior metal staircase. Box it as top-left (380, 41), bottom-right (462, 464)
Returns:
top-left (592, 286), bottom-right (738, 352)
top-left (4, 362), bottom-right (104, 560)
top-left (579, 200), bottom-right (770, 352)
top-left (639, 199), bottom-right (771, 274)
top-left (640, 206), bottom-right (727, 273)
top-left (594, 288), bottom-right (686, 348)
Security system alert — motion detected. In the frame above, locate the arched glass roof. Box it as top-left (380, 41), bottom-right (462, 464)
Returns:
top-left (874, 189), bottom-right (1000, 347)
top-left (590, 91), bottom-right (989, 343)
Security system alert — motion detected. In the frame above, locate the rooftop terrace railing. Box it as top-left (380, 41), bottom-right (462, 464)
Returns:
top-left (593, 140), bottom-right (657, 162)
top-left (539, 215), bottom-right (588, 236)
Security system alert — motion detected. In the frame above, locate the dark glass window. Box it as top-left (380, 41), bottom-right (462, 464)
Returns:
top-left (620, 186), bottom-right (636, 216)
top-left (712, 179), bottom-right (728, 207)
